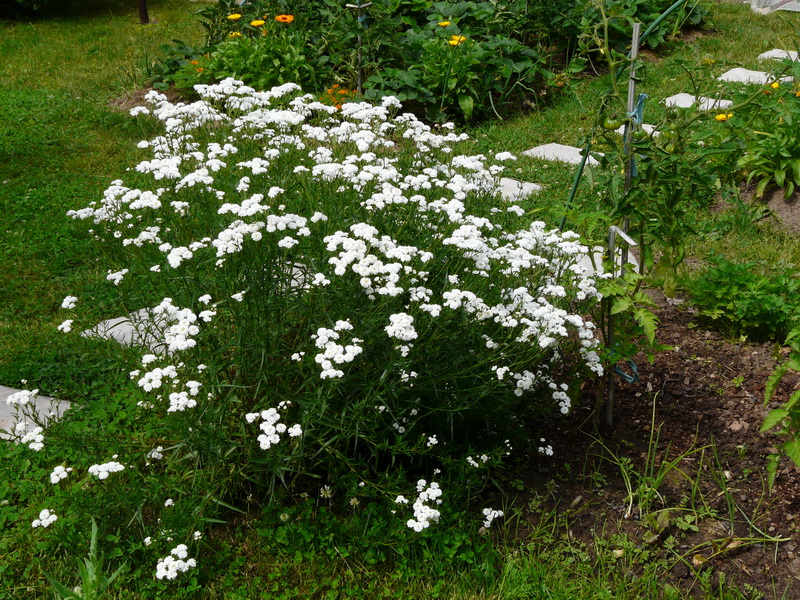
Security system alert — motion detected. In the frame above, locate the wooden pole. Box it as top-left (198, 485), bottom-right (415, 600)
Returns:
top-left (138, 0), bottom-right (149, 25)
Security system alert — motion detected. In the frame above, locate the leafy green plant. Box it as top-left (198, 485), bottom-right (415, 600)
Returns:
top-left (737, 76), bottom-right (800, 199)
top-left (761, 326), bottom-right (800, 489)
top-left (44, 519), bottom-right (126, 600)
top-left (685, 255), bottom-right (800, 342)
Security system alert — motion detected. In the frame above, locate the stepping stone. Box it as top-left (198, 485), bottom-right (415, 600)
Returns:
top-left (522, 143), bottom-right (601, 166)
top-left (497, 177), bottom-right (542, 201)
top-left (664, 93), bottom-right (733, 111)
top-left (717, 67), bottom-right (791, 85)
top-left (0, 386), bottom-right (71, 440)
top-left (614, 123), bottom-right (660, 137)
top-left (750, 0), bottom-right (800, 13)
top-left (758, 49), bottom-right (799, 61)
top-left (82, 308), bottom-right (167, 353)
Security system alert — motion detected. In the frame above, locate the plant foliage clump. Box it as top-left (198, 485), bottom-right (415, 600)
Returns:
top-left (14, 80), bottom-right (605, 586)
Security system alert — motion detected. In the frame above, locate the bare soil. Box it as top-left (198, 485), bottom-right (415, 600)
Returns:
top-left (524, 291), bottom-right (800, 597)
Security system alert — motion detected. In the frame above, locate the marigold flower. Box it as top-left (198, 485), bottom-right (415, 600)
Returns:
top-left (275, 14), bottom-right (294, 23)
top-left (227, 13), bottom-right (242, 20)
top-left (228, 31), bottom-right (242, 38)
top-left (448, 34), bottom-right (467, 46)
top-left (714, 113), bottom-right (729, 121)
top-left (771, 81), bottom-right (780, 89)
top-left (250, 19), bottom-right (265, 26)
top-left (438, 21), bottom-right (451, 26)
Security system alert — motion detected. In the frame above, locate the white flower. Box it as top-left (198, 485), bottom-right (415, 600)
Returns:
top-left (32, 509), bottom-right (58, 528)
top-left (61, 295), bottom-right (78, 309)
top-left (481, 507), bottom-right (504, 529)
top-left (156, 545), bottom-right (197, 580)
top-left (57, 319), bottom-right (73, 333)
top-left (88, 461), bottom-right (126, 480)
top-left (49, 466), bottom-right (72, 484)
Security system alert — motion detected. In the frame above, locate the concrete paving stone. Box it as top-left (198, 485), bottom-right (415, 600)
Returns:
top-left (717, 67), bottom-right (792, 85)
top-left (664, 93), bottom-right (733, 110)
top-left (758, 49), bottom-right (799, 61)
top-left (82, 308), bottom-right (168, 353)
top-left (0, 386), bottom-right (71, 440)
top-left (497, 177), bottom-right (543, 201)
top-left (522, 143), bottom-right (601, 166)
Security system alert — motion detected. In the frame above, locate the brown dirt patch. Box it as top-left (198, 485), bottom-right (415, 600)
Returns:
top-left (107, 87), bottom-right (184, 113)
top-left (520, 291), bottom-right (800, 597)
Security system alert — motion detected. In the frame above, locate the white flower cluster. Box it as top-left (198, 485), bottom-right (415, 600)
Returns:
top-left (466, 454), bottom-right (490, 468)
top-left (538, 438), bottom-right (554, 456)
top-left (311, 320), bottom-right (363, 379)
top-left (88, 461), bottom-right (126, 480)
top-left (6, 388), bottom-right (37, 405)
top-left (50, 465), bottom-right (72, 484)
top-left (61, 295), bottom-right (78, 309)
top-left (152, 298), bottom-right (202, 353)
top-left (32, 509), bottom-right (57, 528)
top-left (245, 401), bottom-right (302, 450)
top-left (156, 544), bottom-right (197, 580)
top-left (404, 479), bottom-right (443, 532)
top-left (481, 507), bottom-right (504, 529)
top-left (14, 422), bottom-right (44, 451)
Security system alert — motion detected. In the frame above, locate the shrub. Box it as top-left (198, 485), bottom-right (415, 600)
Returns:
top-left (19, 81), bottom-right (605, 584)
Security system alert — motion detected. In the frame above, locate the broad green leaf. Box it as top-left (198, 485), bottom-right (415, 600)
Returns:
top-left (755, 176), bottom-right (770, 198)
top-left (458, 94), bottom-right (474, 119)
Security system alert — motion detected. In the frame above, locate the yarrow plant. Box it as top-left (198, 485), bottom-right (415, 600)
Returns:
top-left (35, 78), bottom-right (605, 582)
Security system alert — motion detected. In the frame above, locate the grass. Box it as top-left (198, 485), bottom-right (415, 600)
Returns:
top-left (1, 0), bottom-right (799, 597)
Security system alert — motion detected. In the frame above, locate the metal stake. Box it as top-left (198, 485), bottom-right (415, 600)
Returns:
top-left (345, 2), bottom-right (372, 95)
top-left (605, 22), bottom-right (642, 428)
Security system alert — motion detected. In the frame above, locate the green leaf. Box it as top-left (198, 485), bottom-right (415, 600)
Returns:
top-left (633, 307), bottom-right (658, 344)
top-left (756, 176), bottom-right (770, 198)
top-left (610, 296), bottom-right (632, 314)
top-left (760, 408), bottom-right (788, 433)
top-left (457, 94), bottom-right (474, 119)
top-left (783, 439), bottom-right (800, 467)
top-left (766, 453), bottom-right (780, 491)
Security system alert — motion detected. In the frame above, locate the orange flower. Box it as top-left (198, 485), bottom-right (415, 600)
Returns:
top-left (275, 14), bottom-right (294, 23)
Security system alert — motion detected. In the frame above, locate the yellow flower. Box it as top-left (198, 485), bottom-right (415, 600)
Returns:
top-left (227, 13), bottom-right (242, 20)
top-left (228, 31), bottom-right (242, 38)
top-left (771, 81), bottom-right (780, 89)
top-left (795, 90), bottom-right (800, 97)
top-left (448, 34), bottom-right (467, 46)
top-left (714, 113), bottom-right (728, 121)
top-left (250, 19), bottom-right (265, 26)
top-left (438, 21), bottom-right (451, 27)
top-left (275, 14), bottom-right (294, 23)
